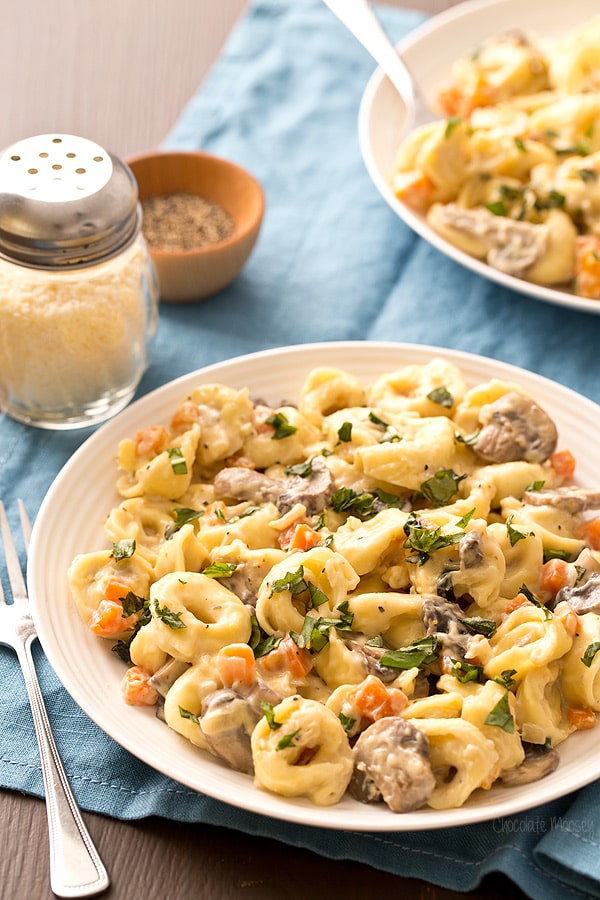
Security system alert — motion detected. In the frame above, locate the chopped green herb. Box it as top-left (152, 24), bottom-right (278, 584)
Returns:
top-left (337, 422), bottom-right (353, 442)
top-left (120, 591), bottom-right (147, 618)
top-left (253, 634), bottom-right (281, 658)
top-left (368, 410), bottom-right (390, 428)
top-left (578, 168), bottom-right (598, 183)
top-left (331, 487), bottom-right (375, 517)
top-left (514, 137), bottom-right (527, 152)
top-left (417, 468), bottom-right (466, 507)
top-left (269, 566), bottom-right (308, 597)
top-left (260, 702), bottom-right (282, 730)
top-left (153, 600), bottom-right (187, 629)
top-left (339, 712), bottom-right (356, 733)
top-left (403, 512), bottom-right (464, 565)
top-left (485, 201), bottom-right (507, 216)
top-left (494, 669), bottom-right (517, 690)
top-left (165, 506), bottom-right (204, 538)
top-left (276, 729), bottom-right (300, 750)
top-left (456, 508), bottom-right (476, 528)
top-left (484, 692), bottom-right (515, 733)
top-left (266, 412), bottom-right (298, 440)
top-left (455, 430), bottom-right (480, 446)
top-left (380, 635), bottom-right (438, 670)
top-left (460, 616), bottom-right (497, 638)
top-left (110, 539), bottom-right (136, 561)
top-left (179, 706), bottom-right (200, 726)
top-left (167, 446), bottom-right (187, 475)
top-left (506, 514), bottom-right (533, 547)
top-left (374, 488), bottom-right (408, 510)
top-left (582, 642), bottom-right (600, 668)
top-left (518, 583), bottom-right (553, 620)
top-left (451, 658), bottom-right (483, 684)
top-left (524, 480), bottom-right (545, 492)
top-left (445, 116), bottom-right (462, 138)
top-left (201, 561), bottom-right (238, 578)
top-left (543, 548), bottom-right (572, 563)
top-left (427, 386), bottom-right (454, 408)
top-left (307, 582), bottom-right (329, 608)
top-left (365, 634), bottom-right (384, 648)
top-left (285, 458), bottom-right (314, 477)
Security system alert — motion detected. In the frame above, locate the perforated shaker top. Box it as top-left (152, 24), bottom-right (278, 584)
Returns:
top-left (0, 133), bottom-right (141, 268)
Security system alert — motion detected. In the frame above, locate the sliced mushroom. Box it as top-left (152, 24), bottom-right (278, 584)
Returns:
top-left (521, 487), bottom-right (600, 515)
top-left (345, 639), bottom-right (399, 684)
top-left (200, 680), bottom-right (281, 775)
top-left (148, 657), bottom-right (191, 698)
top-left (556, 572), bottom-right (600, 614)
top-left (459, 530), bottom-right (484, 569)
top-left (276, 456), bottom-right (334, 515)
top-left (472, 391), bottom-right (558, 464)
top-left (213, 467), bottom-right (280, 505)
top-left (213, 456), bottom-right (334, 516)
top-left (349, 717), bottom-right (435, 812)
top-left (422, 595), bottom-right (470, 658)
top-left (500, 742), bottom-right (559, 786)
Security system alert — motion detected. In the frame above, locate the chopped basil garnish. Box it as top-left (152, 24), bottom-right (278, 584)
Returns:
top-left (543, 548), bottom-right (572, 563)
top-left (484, 692), bottom-right (515, 733)
top-left (427, 386), bottom-right (453, 408)
top-left (514, 137), bottom-right (527, 152)
top-left (153, 600), bottom-right (187, 629)
top-left (506, 514), bottom-right (533, 547)
top-left (380, 635), bottom-right (438, 670)
top-left (444, 116), bottom-right (462, 137)
top-left (485, 201), bottom-right (507, 216)
top-left (494, 669), bottom-right (517, 689)
top-left (260, 702), bottom-right (282, 730)
top-left (416, 468), bottom-right (466, 507)
top-left (365, 634), bottom-right (384, 648)
top-left (578, 168), bottom-right (598, 183)
top-left (167, 446), bottom-right (187, 475)
top-left (339, 712), bottom-right (356, 733)
top-left (165, 506), bottom-right (204, 538)
top-left (518, 583), bottom-right (553, 620)
top-left (276, 729), bottom-right (300, 751)
top-left (110, 539), bottom-right (136, 561)
top-left (269, 566), bottom-right (308, 597)
top-left (582, 642), bottom-right (600, 668)
top-left (179, 707), bottom-right (200, 726)
top-left (201, 561), bottom-right (238, 578)
top-left (120, 591), bottom-right (147, 618)
top-left (337, 422), bottom-right (353, 442)
top-left (403, 512), bottom-right (464, 565)
top-left (307, 582), bottom-right (329, 608)
top-left (451, 658), bottom-right (483, 684)
top-left (253, 633), bottom-right (281, 658)
top-left (368, 411), bottom-right (389, 428)
top-left (331, 487), bottom-right (375, 517)
top-left (266, 412), bottom-right (297, 440)
top-left (285, 458), bottom-right (314, 477)
top-left (460, 616), bottom-right (497, 638)
top-left (524, 480), bottom-right (545, 492)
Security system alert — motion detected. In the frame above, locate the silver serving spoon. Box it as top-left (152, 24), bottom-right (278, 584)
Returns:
top-left (322, 0), bottom-right (433, 133)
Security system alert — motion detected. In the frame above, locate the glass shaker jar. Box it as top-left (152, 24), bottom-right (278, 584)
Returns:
top-left (0, 133), bottom-right (159, 429)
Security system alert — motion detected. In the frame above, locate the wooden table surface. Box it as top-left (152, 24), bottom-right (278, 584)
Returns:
top-left (1, 1), bottom-right (530, 897)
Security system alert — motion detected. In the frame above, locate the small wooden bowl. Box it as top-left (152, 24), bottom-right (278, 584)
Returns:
top-left (127, 150), bottom-right (265, 303)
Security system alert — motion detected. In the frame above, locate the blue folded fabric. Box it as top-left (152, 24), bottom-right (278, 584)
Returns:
top-left (2, 1), bottom-right (600, 898)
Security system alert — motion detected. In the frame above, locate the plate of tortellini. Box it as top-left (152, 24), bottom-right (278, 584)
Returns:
top-left (28, 342), bottom-right (600, 831)
top-left (359, 0), bottom-right (600, 314)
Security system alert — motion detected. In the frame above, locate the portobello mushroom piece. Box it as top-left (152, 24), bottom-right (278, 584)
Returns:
top-left (345, 640), bottom-right (400, 684)
top-left (472, 391), bottom-right (558, 464)
top-left (276, 455), bottom-right (334, 515)
top-left (200, 681), bottom-right (281, 775)
top-left (556, 572), bottom-right (600, 614)
top-left (349, 717), bottom-right (435, 812)
top-left (521, 487), bottom-right (600, 515)
top-left (500, 742), bottom-right (559, 786)
top-left (459, 530), bottom-right (485, 569)
top-left (148, 658), bottom-right (191, 698)
top-left (213, 467), bottom-right (280, 505)
top-left (422, 595), bottom-right (470, 658)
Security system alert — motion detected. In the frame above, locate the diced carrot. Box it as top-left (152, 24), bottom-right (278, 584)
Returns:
top-left (278, 522), bottom-right (321, 552)
top-left (135, 425), bottom-right (169, 457)
top-left (503, 593), bottom-right (531, 616)
top-left (549, 449), bottom-right (576, 481)
top-left (539, 558), bottom-right (571, 597)
top-left (216, 643), bottom-right (257, 687)
top-left (577, 517), bottom-right (600, 550)
top-left (394, 172), bottom-right (435, 214)
top-left (574, 235), bottom-right (600, 300)
top-left (260, 635), bottom-right (313, 680)
top-left (120, 666), bottom-right (159, 706)
top-left (567, 707), bottom-right (597, 730)
top-left (88, 598), bottom-right (138, 637)
top-left (104, 581), bottom-right (130, 603)
top-left (554, 604), bottom-right (580, 637)
top-left (438, 86), bottom-right (465, 117)
top-left (170, 400), bottom-right (200, 432)
top-left (349, 676), bottom-right (408, 721)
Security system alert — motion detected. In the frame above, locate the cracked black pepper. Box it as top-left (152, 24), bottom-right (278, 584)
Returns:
top-left (141, 192), bottom-right (235, 251)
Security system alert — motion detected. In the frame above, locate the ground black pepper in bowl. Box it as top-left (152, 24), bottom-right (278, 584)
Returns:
top-left (141, 192), bottom-right (235, 251)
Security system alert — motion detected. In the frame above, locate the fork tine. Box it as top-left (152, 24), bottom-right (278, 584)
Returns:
top-left (17, 499), bottom-right (32, 553)
top-left (0, 500), bottom-right (28, 603)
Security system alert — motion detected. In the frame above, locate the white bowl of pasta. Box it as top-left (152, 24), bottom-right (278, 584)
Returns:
top-left (29, 341), bottom-right (600, 830)
top-left (359, 0), bottom-right (600, 315)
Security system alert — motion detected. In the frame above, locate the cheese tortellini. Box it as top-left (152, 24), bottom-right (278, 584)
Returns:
top-left (69, 359), bottom-right (600, 814)
top-left (394, 15), bottom-right (600, 299)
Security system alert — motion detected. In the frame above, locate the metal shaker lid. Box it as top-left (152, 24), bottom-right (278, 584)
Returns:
top-left (0, 133), bottom-right (141, 268)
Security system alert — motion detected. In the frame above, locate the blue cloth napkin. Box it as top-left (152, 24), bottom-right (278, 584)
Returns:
top-left (2, 1), bottom-right (600, 898)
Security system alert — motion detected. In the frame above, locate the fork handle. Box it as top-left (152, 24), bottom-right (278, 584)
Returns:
top-left (18, 637), bottom-right (110, 898)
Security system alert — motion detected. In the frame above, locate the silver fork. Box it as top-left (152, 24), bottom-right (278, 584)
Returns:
top-left (0, 500), bottom-right (110, 898)
top-left (322, 0), bottom-right (434, 133)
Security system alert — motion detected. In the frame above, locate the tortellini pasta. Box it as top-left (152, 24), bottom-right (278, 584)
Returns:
top-left (69, 359), bottom-right (600, 814)
top-left (394, 16), bottom-right (600, 298)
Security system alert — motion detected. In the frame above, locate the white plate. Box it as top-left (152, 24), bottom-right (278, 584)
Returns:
top-left (359, 0), bottom-right (600, 316)
top-left (29, 342), bottom-right (600, 831)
